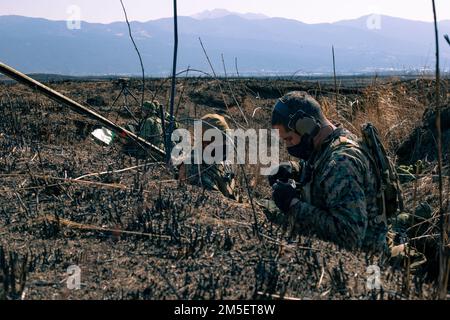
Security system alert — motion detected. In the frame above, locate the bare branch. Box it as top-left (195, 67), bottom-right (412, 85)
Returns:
top-left (432, 0), bottom-right (449, 299)
top-left (167, 0), bottom-right (179, 162)
top-left (198, 38), bottom-right (245, 129)
top-left (119, 0), bottom-right (145, 109)
top-left (221, 53), bottom-right (248, 125)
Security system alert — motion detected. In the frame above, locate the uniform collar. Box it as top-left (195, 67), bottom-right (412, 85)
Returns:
top-left (308, 125), bottom-right (346, 165)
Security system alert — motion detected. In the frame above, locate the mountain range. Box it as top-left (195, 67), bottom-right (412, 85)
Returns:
top-left (1, 9), bottom-right (450, 76)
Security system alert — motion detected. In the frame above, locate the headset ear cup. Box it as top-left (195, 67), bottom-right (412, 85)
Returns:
top-left (295, 117), bottom-right (320, 136)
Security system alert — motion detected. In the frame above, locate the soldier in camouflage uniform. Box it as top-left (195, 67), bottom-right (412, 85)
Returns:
top-left (123, 100), bottom-right (178, 155)
top-left (269, 91), bottom-right (388, 253)
top-left (139, 100), bottom-right (169, 150)
top-left (178, 114), bottom-right (236, 199)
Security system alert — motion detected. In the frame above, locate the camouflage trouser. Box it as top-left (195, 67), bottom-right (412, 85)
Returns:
top-left (182, 161), bottom-right (236, 199)
top-left (386, 206), bottom-right (433, 271)
top-left (139, 118), bottom-right (165, 150)
top-left (386, 230), bottom-right (427, 272)
top-left (257, 199), bottom-right (429, 271)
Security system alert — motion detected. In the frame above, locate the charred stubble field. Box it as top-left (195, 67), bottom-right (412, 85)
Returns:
top-left (0, 77), bottom-right (448, 300)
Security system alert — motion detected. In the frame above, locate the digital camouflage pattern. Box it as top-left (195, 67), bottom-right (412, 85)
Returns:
top-left (178, 113), bottom-right (236, 199)
top-left (139, 101), bottom-right (178, 150)
top-left (288, 128), bottom-right (388, 253)
top-left (183, 158), bottom-right (236, 199)
top-left (139, 117), bottom-right (165, 149)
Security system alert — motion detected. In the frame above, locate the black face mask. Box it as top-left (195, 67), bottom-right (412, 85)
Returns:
top-left (287, 135), bottom-right (315, 160)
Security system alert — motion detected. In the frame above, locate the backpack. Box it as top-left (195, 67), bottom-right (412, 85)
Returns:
top-left (311, 123), bottom-right (404, 222)
top-left (359, 123), bottom-right (404, 220)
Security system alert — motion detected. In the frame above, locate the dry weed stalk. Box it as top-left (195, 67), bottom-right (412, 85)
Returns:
top-left (431, 0), bottom-right (449, 299)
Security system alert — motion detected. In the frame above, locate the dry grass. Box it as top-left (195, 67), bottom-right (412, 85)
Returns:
top-left (0, 80), bottom-right (448, 297)
top-left (320, 80), bottom-right (429, 156)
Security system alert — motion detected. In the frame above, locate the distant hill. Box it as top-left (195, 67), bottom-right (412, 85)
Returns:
top-left (191, 9), bottom-right (269, 20)
top-left (0, 12), bottom-right (449, 76)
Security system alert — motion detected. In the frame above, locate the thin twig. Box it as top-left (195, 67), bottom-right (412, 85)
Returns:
top-left (198, 38), bottom-right (243, 129)
top-left (432, 0), bottom-right (449, 299)
top-left (444, 34), bottom-right (450, 47)
top-left (317, 267), bottom-right (325, 289)
top-left (256, 291), bottom-right (302, 301)
top-left (74, 162), bottom-right (164, 181)
top-left (289, 69), bottom-right (306, 80)
top-left (14, 191), bottom-right (30, 217)
top-left (175, 67), bottom-right (190, 117)
top-left (221, 53), bottom-right (248, 125)
top-left (119, 0), bottom-right (145, 109)
top-left (398, 173), bottom-right (450, 180)
top-left (149, 68), bottom-right (213, 106)
top-left (149, 264), bottom-right (182, 299)
top-left (40, 214), bottom-right (187, 241)
top-left (166, 0), bottom-right (179, 161)
top-left (407, 213), bottom-right (450, 233)
top-left (3, 173), bottom-right (177, 193)
top-left (409, 233), bottom-right (440, 242)
top-left (332, 45), bottom-right (338, 108)
top-left (239, 164), bottom-right (262, 241)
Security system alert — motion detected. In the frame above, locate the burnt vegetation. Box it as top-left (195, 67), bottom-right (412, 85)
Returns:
top-left (0, 76), bottom-right (448, 299)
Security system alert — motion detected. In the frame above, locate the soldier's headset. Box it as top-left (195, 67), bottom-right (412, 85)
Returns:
top-left (274, 98), bottom-right (322, 137)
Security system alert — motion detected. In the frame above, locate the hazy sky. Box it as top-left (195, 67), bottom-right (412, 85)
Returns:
top-left (1, 0), bottom-right (450, 24)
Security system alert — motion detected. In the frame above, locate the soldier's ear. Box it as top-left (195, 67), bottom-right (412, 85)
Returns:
top-left (289, 110), bottom-right (321, 137)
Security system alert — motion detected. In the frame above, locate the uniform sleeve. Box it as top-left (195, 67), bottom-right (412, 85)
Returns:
top-left (289, 153), bottom-right (369, 249)
top-left (202, 163), bottom-right (234, 197)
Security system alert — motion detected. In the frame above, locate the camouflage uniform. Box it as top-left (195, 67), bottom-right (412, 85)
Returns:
top-left (139, 101), bottom-right (178, 150)
top-left (179, 113), bottom-right (236, 199)
top-left (139, 117), bottom-right (165, 149)
top-left (183, 156), bottom-right (236, 199)
top-left (287, 128), bottom-right (388, 253)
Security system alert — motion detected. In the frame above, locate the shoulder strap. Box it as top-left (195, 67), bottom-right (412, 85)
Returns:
top-left (311, 130), bottom-right (389, 225)
top-left (311, 129), bottom-right (350, 171)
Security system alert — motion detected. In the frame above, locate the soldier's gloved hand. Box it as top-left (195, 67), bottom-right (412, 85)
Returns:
top-left (268, 162), bottom-right (299, 187)
top-left (272, 181), bottom-right (299, 213)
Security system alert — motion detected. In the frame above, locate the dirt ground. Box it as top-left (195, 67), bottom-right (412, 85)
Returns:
top-left (0, 77), bottom-right (448, 300)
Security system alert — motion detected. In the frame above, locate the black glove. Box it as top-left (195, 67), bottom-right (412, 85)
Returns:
top-left (268, 162), bottom-right (300, 187)
top-left (272, 182), bottom-right (299, 213)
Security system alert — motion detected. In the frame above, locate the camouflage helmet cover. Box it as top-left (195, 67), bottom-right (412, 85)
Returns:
top-left (143, 100), bottom-right (161, 114)
top-left (200, 113), bottom-right (230, 132)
